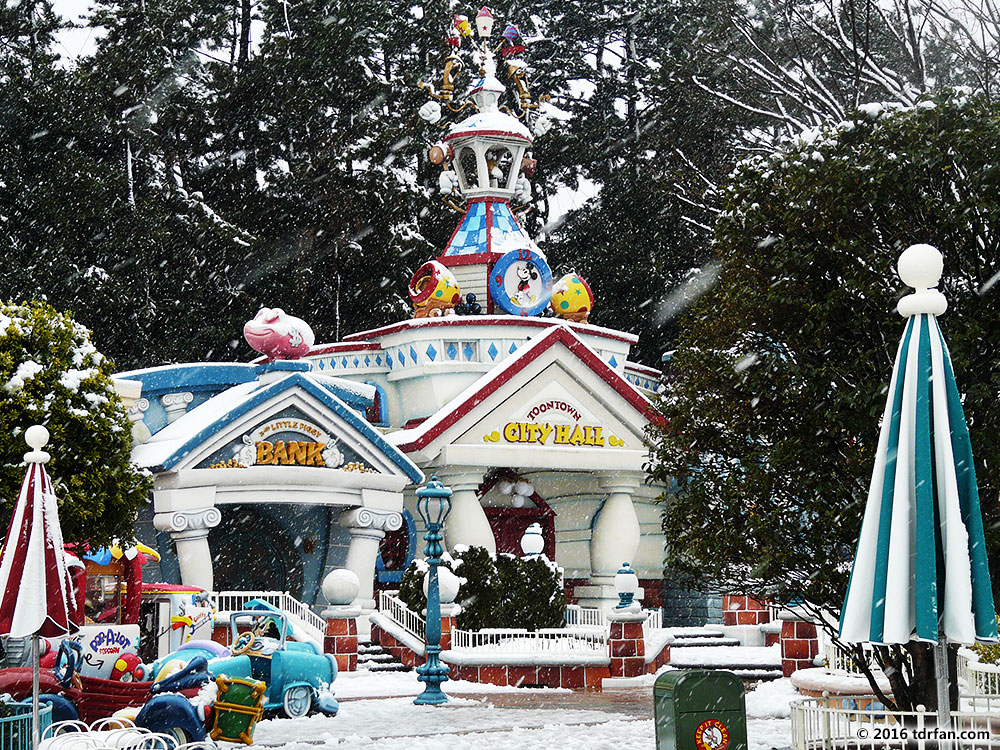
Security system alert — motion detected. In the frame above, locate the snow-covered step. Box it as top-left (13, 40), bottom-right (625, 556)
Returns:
top-left (670, 645), bottom-right (781, 671)
top-left (357, 642), bottom-right (410, 673)
top-left (669, 636), bottom-right (742, 647)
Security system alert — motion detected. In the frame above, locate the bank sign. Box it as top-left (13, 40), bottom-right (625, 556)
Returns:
top-left (482, 398), bottom-right (626, 448)
top-left (197, 409), bottom-right (365, 469)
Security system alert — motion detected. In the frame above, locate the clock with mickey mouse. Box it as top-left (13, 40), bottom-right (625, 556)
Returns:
top-left (488, 248), bottom-right (553, 317)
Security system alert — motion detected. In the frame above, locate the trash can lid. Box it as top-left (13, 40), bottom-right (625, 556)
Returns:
top-left (653, 669), bottom-right (746, 712)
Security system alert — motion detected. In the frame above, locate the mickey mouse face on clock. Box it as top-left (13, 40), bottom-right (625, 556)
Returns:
top-left (489, 248), bottom-right (553, 316)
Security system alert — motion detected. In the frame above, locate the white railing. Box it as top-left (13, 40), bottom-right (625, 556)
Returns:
top-left (378, 590), bottom-right (426, 641)
top-left (791, 696), bottom-right (1000, 749)
top-left (214, 590), bottom-right (326, 644)
top-left (564, 605), bottom-right (662, 631)
top-left (451, 627), bottom-right (608, 655)
top-left (959, 650), bottom-right (1000, 697)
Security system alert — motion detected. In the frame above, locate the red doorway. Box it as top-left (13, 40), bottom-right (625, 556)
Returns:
top-left (479, 473), bottom-right (556, 558)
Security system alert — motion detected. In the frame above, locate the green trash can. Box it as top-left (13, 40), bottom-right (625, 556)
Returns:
top-left (653, 670), bottom-right (748, 750)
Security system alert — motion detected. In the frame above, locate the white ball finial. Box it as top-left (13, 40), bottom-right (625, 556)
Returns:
top-left (896, 244), bottom-right (948, 317)
top-left (25, 425), bottom-right (49, 451)
top-left (898, 244), bottom-right (943, 290)
top-left (321, 568), bottom-right (360, 607)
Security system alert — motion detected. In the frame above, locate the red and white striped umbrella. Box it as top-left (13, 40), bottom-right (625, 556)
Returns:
top-left (0, 426), bottom-right (77, 639)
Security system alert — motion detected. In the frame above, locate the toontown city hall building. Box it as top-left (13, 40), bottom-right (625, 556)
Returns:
top-left (120, 20), bottom-right (686, 629)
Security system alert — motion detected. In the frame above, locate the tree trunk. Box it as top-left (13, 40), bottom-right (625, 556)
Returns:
top-left (237, 0), bottom-right (251, 70)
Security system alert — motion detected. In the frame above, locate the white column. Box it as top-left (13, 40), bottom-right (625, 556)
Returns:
top-left (161, 392), bottom-right (193, 424)
top-left (153, 508), bottom-right (222, 591)
top-left (339, 508), bottom-right (403, 613)
top-left (575, 474), bottom-right (642, 611)
top-left (438, 470), bottom-right (495, 555)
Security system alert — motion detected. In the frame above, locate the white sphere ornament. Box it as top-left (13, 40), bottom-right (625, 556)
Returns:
top-left (514, 480), bottom-right (533, 497)
top-left (511, 494), bottom-right (526, 508)
top-left (897, 243), bottom-right (943, 290)
top-left (497, 480), bottom-right (514, 495)
top-left (322, 568), bottom-right (360, 606)
top-left (520, 522), bottom-right (544, 556)
top-left (423, 567), bottom-right (462, 604)
top-left (896, 243), bottom-right (948, 317)
top-left (25, 425), bottom-right (49, 450)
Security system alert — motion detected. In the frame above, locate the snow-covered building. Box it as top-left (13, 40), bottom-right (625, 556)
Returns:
top-left (119, 18), bottom-right (672, 625)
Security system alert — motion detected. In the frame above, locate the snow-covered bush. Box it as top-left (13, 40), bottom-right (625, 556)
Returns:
top-left (398, 545), bottom-right (565, 631)
top-left (0, 301), bottom-right (150, 546)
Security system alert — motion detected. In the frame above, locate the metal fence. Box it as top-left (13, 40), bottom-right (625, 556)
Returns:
top-left (791, 696), bottom-right (1000, 749)
top-left (0, 702), bottom-right (52, 750)
top-left (378, 590), bottom-right (426, 641)
top-left (450, 627), bottom-right (608, 655)
top-left (214, 590), bottom-right (326, 644)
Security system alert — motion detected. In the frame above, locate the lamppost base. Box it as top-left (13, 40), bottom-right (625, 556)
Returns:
top-left (414, 658), bottom-right (450, 705)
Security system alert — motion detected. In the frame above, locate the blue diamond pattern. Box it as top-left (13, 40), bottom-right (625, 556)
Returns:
top-left (365, 356), bottom-right (371, 367)
top-left (609, 355), bottom-right (618, 368)
top-left (509, 342), bottom-right (517, 354)
top-left (426, 344), bottom-right (437, 361)
top-left (488, 343), bottom-right (499, 360)
top-left (353, 357), bottom-right (359, 367)
top-left (387, 355), bottom-right (393, 370)
top-left (410, 346), bottom-right (418, 364)
top-left (341, 357), bottom-right (348, 368)
top-left (376, 355), bottom-right (382, 366)
top-left (463, 343), bottom-right (474, 360)
top-left (317, 359), bottom-right (325, 370)
top-left (447, 343), bottom-right (458, 360)
top-left (644, 380), bottom-right (651, 389)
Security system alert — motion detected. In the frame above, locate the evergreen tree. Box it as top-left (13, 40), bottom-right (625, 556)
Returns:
top-left (647, 91), bottom-right (1000, 711)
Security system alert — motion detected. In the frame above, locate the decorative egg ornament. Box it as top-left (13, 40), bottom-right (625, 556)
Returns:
top-left (550, 272), bottom-right (594, 323)
top-left (488, 248), bottom-right (553, 317)
top-left (408, 260), bottom-right (462, 318)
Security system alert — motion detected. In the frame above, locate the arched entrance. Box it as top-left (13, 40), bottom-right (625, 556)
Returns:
top-left (209, 507), bottom-right (304, 599)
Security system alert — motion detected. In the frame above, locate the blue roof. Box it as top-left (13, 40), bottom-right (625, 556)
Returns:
top-left (131, 372), bottom-right (423, 483)
top-left (443, 200), bottom-right (531, 256)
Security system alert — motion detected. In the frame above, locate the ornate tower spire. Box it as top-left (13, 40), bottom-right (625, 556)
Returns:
top-left (416, 8), bottom-right (554, 316)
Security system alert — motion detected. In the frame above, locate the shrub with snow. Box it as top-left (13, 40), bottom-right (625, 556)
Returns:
top-left (398, 545), bottom-right (565, 631)
top-left (0, 301), bottom-right (150, 546)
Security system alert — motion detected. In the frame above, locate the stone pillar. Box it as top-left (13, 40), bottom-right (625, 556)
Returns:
top-left (780, 616), bottom-right (820, 677)
top-left (338, 508), bottom-right (402, 613)
top-left (152, 508), bottom-right (222, 591)
top-left (575, 474), bottom-right (641, 610)
top-left (438, 470), bottom-right (494, 555)
top-left (322, 569), bottom-right (361, 673)
top-left (723, 595), bottom-right (771, 626)
top-left (608, 608), bottom-right (647, 678)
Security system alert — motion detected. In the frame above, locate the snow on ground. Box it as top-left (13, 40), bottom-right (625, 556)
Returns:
top-left (227, 670), bottom-right (796, 749)
top-left (333, 669), bottom-right (570, 699)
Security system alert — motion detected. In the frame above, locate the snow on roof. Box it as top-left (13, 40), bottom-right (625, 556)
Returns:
top-left (447, 110), bottom-right (532, 141)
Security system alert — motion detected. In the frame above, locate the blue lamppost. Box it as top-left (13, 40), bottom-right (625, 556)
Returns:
top-left (414, 476), bottom-right (453, 706)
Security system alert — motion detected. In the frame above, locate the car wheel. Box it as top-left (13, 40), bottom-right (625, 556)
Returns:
top-left (283, 685), bottom-right (312, 718)
top-left (168, 727), bottom-right (191, 744)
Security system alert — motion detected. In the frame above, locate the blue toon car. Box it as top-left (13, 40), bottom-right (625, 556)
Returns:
top-left (152, 604), bottom-right (338, 720)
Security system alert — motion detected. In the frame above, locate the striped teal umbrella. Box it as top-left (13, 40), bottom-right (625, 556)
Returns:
top-left (840, 244), bottom-right (996, 648)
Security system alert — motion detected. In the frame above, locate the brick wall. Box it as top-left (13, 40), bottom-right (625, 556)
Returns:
top-left (780, 619), bottom-right (819, 676)
top-left (722, 595), bottom-right (771, 626)
top-left (325, 618), bottom-right (358, 672)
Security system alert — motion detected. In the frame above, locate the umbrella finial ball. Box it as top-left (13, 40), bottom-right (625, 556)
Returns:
top-left (898, 243), bottom-right (943, 290)
top-left (25, 425), bottom-right (49, 450)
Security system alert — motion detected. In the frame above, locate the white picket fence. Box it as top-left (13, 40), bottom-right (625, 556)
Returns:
top-left (214, 590), bottom-right (326, 645)
top-left (450, 627), bottom-right (608, 654)
top-left (564, 604), bottom-right (662, 631)
top-left (791, 695), bottom-right (1000, 749)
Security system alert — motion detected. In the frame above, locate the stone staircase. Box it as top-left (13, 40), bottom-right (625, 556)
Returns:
top-left (358, 641), bottom-right (410, 673)
top-left (667, 628), bottom-right (783, 681)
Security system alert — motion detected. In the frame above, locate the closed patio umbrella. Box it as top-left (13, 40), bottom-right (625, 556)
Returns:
top-left (839, 244), bottom-right (997, 724)
top-left (0, 425), bottom-right (80, 749)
